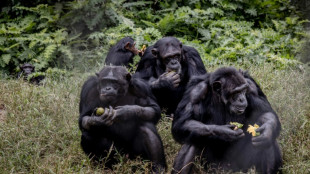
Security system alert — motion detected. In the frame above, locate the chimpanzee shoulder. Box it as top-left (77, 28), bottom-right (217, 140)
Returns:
top-left (182, 46), bottom-right (207, 75)
top-left (241, 70), bottom-right (266, 98)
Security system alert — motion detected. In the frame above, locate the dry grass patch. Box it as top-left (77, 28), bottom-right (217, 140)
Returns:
top-left (0, 63), bottom-right (309, 173)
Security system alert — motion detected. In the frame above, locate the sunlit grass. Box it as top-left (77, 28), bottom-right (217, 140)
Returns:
top-left (0, 63), bottom-right (309, 173)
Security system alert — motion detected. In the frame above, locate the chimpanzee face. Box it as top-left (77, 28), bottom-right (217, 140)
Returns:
top-left (21, 63), bottom-right (35, 76)
top-left (152, 37), bottom-right (182, 74)
top-left (226, 84), bottom-right (248, 115)
top-left (96, 66), bottom-right (130, 104)
top-left (212, 69), bottom-right (249, 115)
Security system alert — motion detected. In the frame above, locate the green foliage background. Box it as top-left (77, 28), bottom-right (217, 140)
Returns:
top-left (0, 0), bottom-right (308, 76)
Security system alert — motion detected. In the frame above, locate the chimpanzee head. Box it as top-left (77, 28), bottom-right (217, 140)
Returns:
top-left (20, 63), bottom-right (35, 76)
top-left (151, 37), bottom-right (183, 74)
top-left (96, 66), bottom-right (131, 104)
top-left (210, 67), bottom-right (249, 115)
top-left (19, 63), bottom-right (35, 80)
top-left (120, 37), bottom-right (139, 55)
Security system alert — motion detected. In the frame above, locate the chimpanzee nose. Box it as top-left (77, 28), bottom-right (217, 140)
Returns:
top-left (238, 96), bottom-right (247, 106)
top-left (171, 60), bottom-right (177, 65)
top-left (105, 87), bottom-right (111, 91)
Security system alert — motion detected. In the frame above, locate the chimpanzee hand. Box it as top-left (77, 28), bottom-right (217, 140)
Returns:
top-left (211, 125), bottom-right (245, 141)
top-left (252, 123), bottom-right (273, 148)
top-left (97, 106), bottom-right (115, 126)
top-left (156, 71), bottom-right (180, 88)
top-left (111, 105), bottom-right (143, 123)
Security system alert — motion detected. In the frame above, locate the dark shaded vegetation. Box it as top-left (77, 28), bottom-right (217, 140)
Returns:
top-left (0, 0), bottom-right (308, 76)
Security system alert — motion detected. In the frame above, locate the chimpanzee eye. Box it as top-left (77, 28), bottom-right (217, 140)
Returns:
top-left (232, 94), bottom-right (238, 101)
top-left (231, 93), bottom-right (240, 101)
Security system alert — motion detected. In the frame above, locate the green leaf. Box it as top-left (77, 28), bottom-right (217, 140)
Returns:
top-left (245, 8), bottom-right (257, 16)
top-left (2, 54), bottom-right (11, 65)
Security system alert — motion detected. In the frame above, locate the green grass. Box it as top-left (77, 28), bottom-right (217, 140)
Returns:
top-left (0, 63), bottom-right (309, 173)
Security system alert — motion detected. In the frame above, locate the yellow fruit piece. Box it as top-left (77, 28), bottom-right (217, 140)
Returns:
top-left (141, 45), bottom-right (146, 50)
top-left (96, 107), bottom-right (105, 116)
top-left (247, 124), bottom-right (260, 136)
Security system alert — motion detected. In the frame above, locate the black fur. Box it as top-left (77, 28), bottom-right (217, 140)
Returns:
top-left (172, 67), bottom-right (282, 174)
top-left (134, 37), bottom-right (207, 115)
top-left (104, 37), bottom-right (137, 67)
top-left (79, 66), bottom-right (166, 172)
top-left (18, 63), bottom-right (45, 85)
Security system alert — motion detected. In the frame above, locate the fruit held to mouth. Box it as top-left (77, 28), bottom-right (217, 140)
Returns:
top-left (166, 70), bottom-right (176, 76)
top-left (230, 122), bottom-right (243, 130)
top-left (247, 124), bottom-right (261, 136)
top-left (96, 107), bottom-right (105, 116)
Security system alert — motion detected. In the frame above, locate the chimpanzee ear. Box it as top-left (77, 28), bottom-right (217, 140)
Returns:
top-left (179, 42), bottom-right (183, 48)
top-left (151, 48), bottom-right (158, 57)
top-left (124, 42), bottom-right (131, 50)
top-left (126, 73), bottom-right (131, 82)
top-left (212, 81), bottom-right (222, 93)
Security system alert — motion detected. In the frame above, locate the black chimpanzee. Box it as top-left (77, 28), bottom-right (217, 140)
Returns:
top-left (104, 37), bottom-right (140, 67)
top-left (133, 37), bottom-right (207, 116)
top-left (172, 67), bottom-right (282, 174)
top-left (79, 66), bottom-right (166, 172)
top-left (18, 63), bottom-right (45, 85)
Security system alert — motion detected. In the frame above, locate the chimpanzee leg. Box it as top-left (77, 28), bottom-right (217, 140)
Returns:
top-left (172, 144), bottom-right (199, 174)
top-left (81, 131), bottom-right (116, 167)
top-left (260, 142), bottom-right (282, 174)
top-left (134, 123), bottom-right (167, 173)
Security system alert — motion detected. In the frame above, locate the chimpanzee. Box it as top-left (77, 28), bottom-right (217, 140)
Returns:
top-left (172, 67), bottom-right (282, 174)
top-left (133, 37), bottom-right (207, 116)
top-left (18, 63), bottom-right (45, 85)
top-left (79, 66), bottom-right (166, 172)
top-left (104, 37), bottom-right (140, 67)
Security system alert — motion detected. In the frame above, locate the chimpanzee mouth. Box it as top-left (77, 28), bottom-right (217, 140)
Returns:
top-left (167, 68), bottom-right (181, 74)
top-left (235, 107), bottom-right (246, 114)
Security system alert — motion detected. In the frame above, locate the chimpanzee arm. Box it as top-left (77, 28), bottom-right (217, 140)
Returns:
top-left (113, 104), bottom-right (160, 123)
top-left (252, 112), bottom-right (281, 148)
top-left (244, 73), bottom-right (281, 147)
top-left (78, 76), bottom-right (114, 131)
top-left (247, 94), bottom-right (281, 148)
top-left (172, 76), bottom-right (244, 144)
top-left (112, 78), bottom-right (161, 124)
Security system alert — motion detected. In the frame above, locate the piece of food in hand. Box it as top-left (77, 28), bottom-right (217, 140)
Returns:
top-left (141, 45), bottom-right (146, 52)
top-left (166, 70), bottom-right (176, 76)
top-left (230, 122), bottom-right (243, 130)
top-left (96, 107), bottom-right (105, 116)
top-left (247, 124), bottom-right (261, 136)
top-left (138, 45), bottom-right (146, 54)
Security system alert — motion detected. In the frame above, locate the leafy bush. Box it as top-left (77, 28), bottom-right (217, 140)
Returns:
top-left (0, 0), bottom-right (307, 74)
top-left (117, 0), bottom-right (306, 68)
top-left (0, 4), bottom-right (73, 75)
